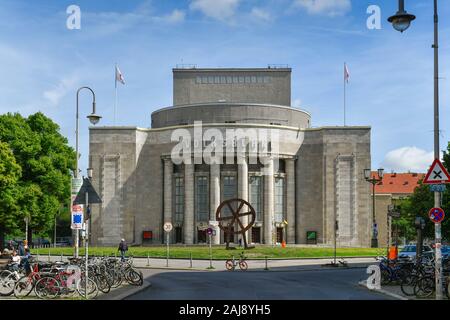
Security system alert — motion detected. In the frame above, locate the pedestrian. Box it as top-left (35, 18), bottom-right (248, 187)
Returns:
top-left (118, 239), bottom-right (128, 261)
top-left (20, 248), bottom-right (32, 275)
top-left (18, 241), bottom-right (25, 256)
top-left (238, 238), bottom-right (242, 247)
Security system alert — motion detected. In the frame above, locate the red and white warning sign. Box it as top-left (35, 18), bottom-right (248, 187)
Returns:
top-left (423, 159), bottom-right (450, 184)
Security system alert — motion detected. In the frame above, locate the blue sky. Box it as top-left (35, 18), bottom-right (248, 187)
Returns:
top-left (1, 0), bottom-right (449, 175)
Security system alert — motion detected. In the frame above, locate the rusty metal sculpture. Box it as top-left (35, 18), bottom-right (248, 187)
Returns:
top-left (215, 198), bottom-right (256, 249)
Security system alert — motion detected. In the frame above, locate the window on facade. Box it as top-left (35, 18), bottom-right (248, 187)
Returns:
top-left (208, 76), bottom-right (214, 83)
top-left (239, 76), bottom-right (244, 83)
top-left (196, 76), bottom-right (202, 84)
top-left (220, 76), bottom-right (226, 84)
top-left (233, 76), bottom-right (239, 83)
top-left (249, 176), bottom-right (262, 221)
top-left (274, 177), bottom-right (285, 222)
top-left (245, 76), bottom-right (251, 83)
top-left (257, 76), bottom-right (264, 83)
top-left (222, 176), bottom-right (237, 217)
top-left (263, 76), bottom-right (270, 83)
top-left (202, 76), bottom-right (208, 84)
top-left (214, 76), bottom-right (220, 84)
top-left (174, 177), bottom-right (184, 223)
top-left (195, 176), bottom-right (209, 221)
top-left (251, 76), bottom-right (257, 83)
top-left (227, 76), bottom-right (233, 84)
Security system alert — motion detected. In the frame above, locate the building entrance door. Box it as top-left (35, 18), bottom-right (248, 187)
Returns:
top-left (197, 229), bottom-right (207, 243)
top-left (276, 228), bottom-right (284, 243)
top-left (175, 227), bottom-right (182, 243)
top-left (251, 227), bottom-right (261, 244)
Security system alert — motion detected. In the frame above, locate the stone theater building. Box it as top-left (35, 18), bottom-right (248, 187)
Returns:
top-left (89, 67), bottom-right (372, 247)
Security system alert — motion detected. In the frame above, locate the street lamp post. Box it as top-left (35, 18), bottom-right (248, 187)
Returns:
top-left (388, 0), bottom-right (444, 300)
top-left (364, 168), bottom-right (384, 248)
top-left (74, 87), bottom-right (101, 258)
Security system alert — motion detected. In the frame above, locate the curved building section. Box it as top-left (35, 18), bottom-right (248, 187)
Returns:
top-left (89, 67), bottom-right (372, 248)
top-left (151, 103), bottom-right (311, 128)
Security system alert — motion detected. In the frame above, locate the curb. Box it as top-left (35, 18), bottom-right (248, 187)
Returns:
top-left (105, 280), bottom-right (152, 300)
top-left (358, 280), bottom-right (408, 300)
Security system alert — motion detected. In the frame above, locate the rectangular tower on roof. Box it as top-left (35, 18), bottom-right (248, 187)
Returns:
top-left (173, 67), bottom-right (291, 106)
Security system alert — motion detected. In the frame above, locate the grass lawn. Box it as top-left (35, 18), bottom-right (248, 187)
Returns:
top-left (36, 246), bottom-right (386, 260)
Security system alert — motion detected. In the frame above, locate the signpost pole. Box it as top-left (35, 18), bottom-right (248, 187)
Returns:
top-left (209, 233), bottom-right (212, 269)
top-left (166, 232), bottom-right (169, 267)
top-left (85, 191), bottom-right (88, 300)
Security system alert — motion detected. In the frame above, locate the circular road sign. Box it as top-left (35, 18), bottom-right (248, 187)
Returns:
top-left (163, 222), bottom-right (173, 232)
top-left (207, 227), bottom-right (213, 235)
top-left (429, 207), bottom-right (445, 224)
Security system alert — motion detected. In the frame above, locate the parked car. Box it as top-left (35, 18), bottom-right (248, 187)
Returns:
top-left (441, 245), bottom-right (450, 259)
top-left (398, 244), bottom-right (434, 262)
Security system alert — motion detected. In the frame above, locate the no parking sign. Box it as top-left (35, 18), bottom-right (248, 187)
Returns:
top-left (429, 207), bottom-right (445, 224)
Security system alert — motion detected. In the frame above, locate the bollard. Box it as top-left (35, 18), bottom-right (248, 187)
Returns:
top-left (60, 253), bottom-right (63, 262)
top-left (264, 256), bottom-right (269, 270)
top-left (190, 252), bottom-right (193, 268)
top-left (147, 253), bottom-right (150, 266)
top-left (48, 250), bottom-right (50, 262)
top-left (232, 255), bottom-right (235, 271)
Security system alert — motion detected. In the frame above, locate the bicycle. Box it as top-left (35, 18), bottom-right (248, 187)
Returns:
top-left (225, 252), bottom-right (248, 271)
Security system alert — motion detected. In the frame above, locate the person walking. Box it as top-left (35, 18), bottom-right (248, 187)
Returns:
top-left (118, 239), bottom-right (128, 261)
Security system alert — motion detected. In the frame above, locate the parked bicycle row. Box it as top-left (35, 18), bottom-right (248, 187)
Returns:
top-left (0, 256), bottom-right (143, 299)
top-left (377, 255), bottom-right (450, 299)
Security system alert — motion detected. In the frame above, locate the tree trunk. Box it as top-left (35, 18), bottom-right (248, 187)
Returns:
top-left (27, 227), bottom-right (32, 248)
top-left (0, 227), bottom-right (5, 251)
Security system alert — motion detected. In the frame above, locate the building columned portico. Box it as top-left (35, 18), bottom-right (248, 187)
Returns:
top-left (89, 67), bottom-right (372, 247)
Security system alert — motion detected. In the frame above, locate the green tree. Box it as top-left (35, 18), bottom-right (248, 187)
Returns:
top-left (0, 141), bottom-right (22, 249)
top-left (0, 112), bottom-right (76, 246)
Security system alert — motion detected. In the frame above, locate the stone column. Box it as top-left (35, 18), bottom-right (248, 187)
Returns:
top-left (286, 158), bottom-right (296, 244)
top-left (163, 158), bottom-right (173, 225)
top-left (184, 162), bottom-right (194, 244)
top-left (210, 164), bottom-right (221, 244)
top-left (263, 157), bottom-right (274, 245)
top-left (238, 155), bottom-right (249, 244)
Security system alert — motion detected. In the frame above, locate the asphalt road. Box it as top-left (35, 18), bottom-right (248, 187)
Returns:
top-left (125, 268), bottom-right (392, 300)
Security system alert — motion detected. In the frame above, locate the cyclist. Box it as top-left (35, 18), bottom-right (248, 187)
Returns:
top-left (20, 248), bottom-right (32, 275)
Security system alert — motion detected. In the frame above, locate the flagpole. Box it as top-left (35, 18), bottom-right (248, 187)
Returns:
top-left (344, 62), bottom-right (346, 127)
top-left (114, 64), bottom-right (118, 126)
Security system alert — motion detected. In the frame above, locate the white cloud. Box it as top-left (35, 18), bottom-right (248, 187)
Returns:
top-left (381, 146), bottom-right (435, 173)
top-left (250, 8), bottom-right (272, 22)
top-left (43, 75), bottom-right (79, 107)
top-left (293, 99), bottom-right (302, 107)
top-left (294, 0), bottom-right (351, 16)
top-left (190, 0), bottom-right (240, 21)
top-left (162, 9), bottom-right (186, 23)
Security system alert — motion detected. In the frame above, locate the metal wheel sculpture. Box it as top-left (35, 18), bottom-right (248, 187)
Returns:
top-left (215, 198), bottom-right (256, 249)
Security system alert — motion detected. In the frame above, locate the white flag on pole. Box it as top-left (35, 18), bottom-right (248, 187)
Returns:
top-left (115, 65), bottom-right (125, 85)
top-left (344, 63), bottom-right (350, 83)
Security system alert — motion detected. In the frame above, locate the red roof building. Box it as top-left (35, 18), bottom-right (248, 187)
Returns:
top-left (371, 172), bottom-right (425, 196)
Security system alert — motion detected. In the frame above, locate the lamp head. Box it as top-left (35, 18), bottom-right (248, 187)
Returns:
top-left (87, 113), bottom-right (101, 125)
top-left (377, 168), bottom-right (384, 179)
top-left (388, 10), bottom-right (415, 33)
top-left (87, 167), bottom-right (93, 179)
top-left (364, 169), bottom-right (371, 180)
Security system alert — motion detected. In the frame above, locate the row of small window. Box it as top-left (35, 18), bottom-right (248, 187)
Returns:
top-left (195, 75), bottom-right (271, 85)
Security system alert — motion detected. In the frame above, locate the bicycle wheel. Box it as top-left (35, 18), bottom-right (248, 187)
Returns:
top-left (126, 269), bottom-right (143, 286)
top-left (34, 276), bottom-right (61, 299)
top-left (415, 276), bottom-right (435, 299)
top-left (239, 261), bottom-right (248, 271)
top-left (14, 276), bottom-right (34, 298)
top-left (0, 271), bottom-right (16, 296)
top-left (94, 273), bottom-right (111, 294)
top-left (400, 275), bottom-right (418, 297)
top-left (225, 260), bottom-right (234, 271)
top-left (380, 269), bottom-right (391, 285)
top-left (77, 277), bottom-right (98, 299)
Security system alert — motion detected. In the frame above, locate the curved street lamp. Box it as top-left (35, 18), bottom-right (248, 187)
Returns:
top-left (388, 0), bottom-right (445, 301)
top-left (364, 168), bottom-right (384, 248)
top-left (74, 87), bottom-right (101, 258)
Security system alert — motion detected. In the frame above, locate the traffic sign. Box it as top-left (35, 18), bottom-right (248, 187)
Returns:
top-left (207, 228), bottom-right (213, 235)
top-left (423, 159), bottom-right (450, 184)
top-left (71, 204), bottom-right (84, 230)
top-left (429, 207), bottom-right (445, 224)
top-left (430, 184), bottom-right (446, 192)
top-left (164, 222), bottom-right (173, 232)
top-left (73, 178), bottom-right (102, 205)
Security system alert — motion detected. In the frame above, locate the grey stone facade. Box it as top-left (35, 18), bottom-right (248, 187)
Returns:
top-left (89, 67), bottom-right (371, 247)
